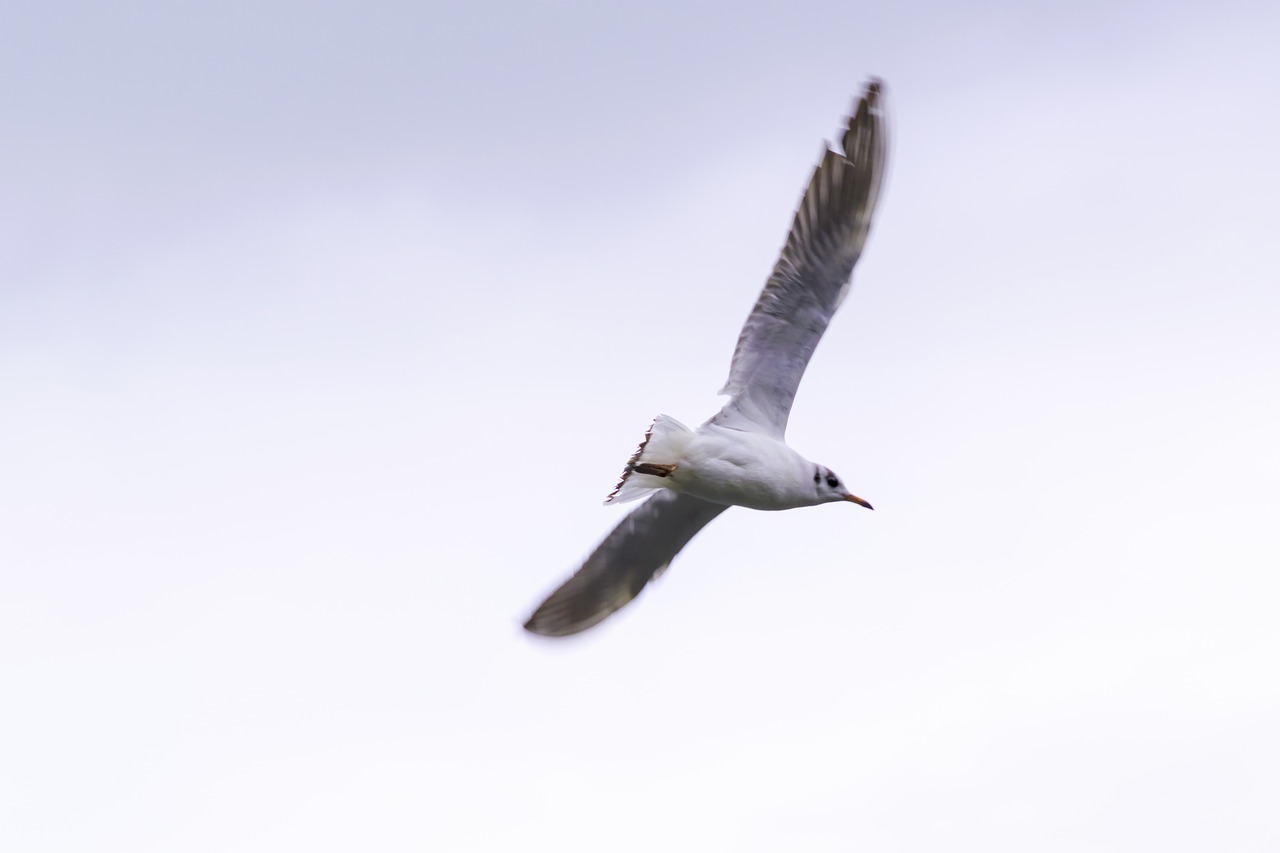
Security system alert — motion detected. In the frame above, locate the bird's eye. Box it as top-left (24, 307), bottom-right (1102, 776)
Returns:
top-left (826, 476), bottom-right (839, 488)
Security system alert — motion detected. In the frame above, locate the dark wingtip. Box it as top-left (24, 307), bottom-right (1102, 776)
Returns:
top-left (522, 597), bottom-right (610, 638)
top-left (867, 76), bottom-right (885, 103)
top-left (523, 610), bottom-right (570, 638)
top-left (522, 618), bottom-right (596, 639)
top-left (523, 619), bottom-right (571, 638)
top-left (859, 78), bottom-right (883, 112)
top-left (842, 77), bottom-right (886, 159)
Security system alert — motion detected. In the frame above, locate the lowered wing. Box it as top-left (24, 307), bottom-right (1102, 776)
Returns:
top-left (524, 491), bottom-right (729, 637)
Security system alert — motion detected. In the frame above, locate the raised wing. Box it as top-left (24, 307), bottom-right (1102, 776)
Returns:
top-left (524, 491), bottom-right (728, 637)
top-left (707, 79), bottom-right (887, 438)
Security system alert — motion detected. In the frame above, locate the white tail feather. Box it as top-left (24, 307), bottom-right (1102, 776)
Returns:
top-left (604, 415), bottom-right (695, 504)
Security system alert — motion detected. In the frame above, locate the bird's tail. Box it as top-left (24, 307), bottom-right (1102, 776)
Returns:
top-left (604, 415), bottom-right (695, 504)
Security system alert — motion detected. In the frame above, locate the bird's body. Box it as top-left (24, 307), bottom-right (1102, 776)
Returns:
top-left (671, 425), bottom-right (826, 511)
top-left (613, 419), bottom-right (851, 511)
top-left (525, 79), bottom-right (889, 637)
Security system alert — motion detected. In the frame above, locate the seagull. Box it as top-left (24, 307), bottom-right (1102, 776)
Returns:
top-left (524, 78), bottom-right (888, 637)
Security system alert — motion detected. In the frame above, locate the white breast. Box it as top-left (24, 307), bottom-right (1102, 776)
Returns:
top-left (667, 426), bottom-right (816, 511)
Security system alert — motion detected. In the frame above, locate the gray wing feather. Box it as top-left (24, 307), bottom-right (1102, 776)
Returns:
top-left (524, 492), bottom-right (728, 637)
top-left (708, 78), bottom-right (888, 438)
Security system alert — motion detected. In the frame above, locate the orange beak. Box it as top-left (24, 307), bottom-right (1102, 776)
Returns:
top-left (844, 494), bottom-right (874, 510)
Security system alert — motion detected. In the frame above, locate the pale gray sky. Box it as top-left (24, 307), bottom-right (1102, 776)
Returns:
top-left (3, 1), bottom-right (1279, 851)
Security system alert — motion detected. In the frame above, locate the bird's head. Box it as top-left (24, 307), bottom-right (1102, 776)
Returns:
top-left (813, 465), bottom-right (873, 509)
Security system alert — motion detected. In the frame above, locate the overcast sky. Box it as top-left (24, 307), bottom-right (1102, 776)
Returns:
top-left (3, 1), bottom-right (1279, 851)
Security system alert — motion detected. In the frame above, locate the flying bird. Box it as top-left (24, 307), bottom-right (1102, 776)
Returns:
top-left (525, 79), bottom-right (888, 637)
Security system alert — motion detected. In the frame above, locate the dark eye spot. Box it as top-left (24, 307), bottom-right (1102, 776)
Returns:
top-left (826, 476), bottom-right (839, 488)
top-left (813, 468), bottom-right (820, 484)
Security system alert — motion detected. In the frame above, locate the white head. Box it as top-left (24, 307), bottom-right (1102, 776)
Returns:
top-left (813, 464), bottom-right (873, 509)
